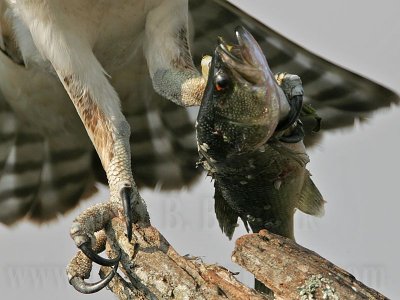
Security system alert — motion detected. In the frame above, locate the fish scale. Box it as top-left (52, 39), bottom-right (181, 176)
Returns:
top-left (197, 27), bottom-right (324, 240)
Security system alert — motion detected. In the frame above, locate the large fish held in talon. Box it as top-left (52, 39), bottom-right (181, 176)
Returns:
top-left (196, 27), bottom-right (325, 240)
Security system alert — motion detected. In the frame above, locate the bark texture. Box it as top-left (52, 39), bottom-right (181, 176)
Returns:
top-left (73, 218), bottom-right (388, 299)
top-left (102, 218), bottom-right (270, 299)
top-left (232, 230), bottom-right (389, 300)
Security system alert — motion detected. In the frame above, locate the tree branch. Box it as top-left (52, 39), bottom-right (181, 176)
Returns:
top-left (69, 217), bottom-right (389, 299)
top-left (102, 218), bottom-right (270, 299)
top-left (233, 230), bottom-right (388, 300)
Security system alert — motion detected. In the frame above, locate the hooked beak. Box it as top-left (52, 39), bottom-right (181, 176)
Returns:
top-left (215, 26), bottom-right (273, 85)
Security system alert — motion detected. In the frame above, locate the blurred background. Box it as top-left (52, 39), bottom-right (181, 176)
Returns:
top-left (1, 0), bottom-right (399, 299)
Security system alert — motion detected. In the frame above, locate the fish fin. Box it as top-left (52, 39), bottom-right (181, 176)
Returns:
top-left (297, 172), bottom-right (325, 217)
top-left (214, 182), bottom-right (239, 240)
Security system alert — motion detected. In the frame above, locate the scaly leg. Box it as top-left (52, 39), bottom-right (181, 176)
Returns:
top-left (144, 0), bottom-right (206, 107)
top-left (59, 54), bottom-right (151, 238)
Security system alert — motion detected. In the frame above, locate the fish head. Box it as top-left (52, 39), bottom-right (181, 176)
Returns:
top-left (200, 26), bottom-right (288, 153)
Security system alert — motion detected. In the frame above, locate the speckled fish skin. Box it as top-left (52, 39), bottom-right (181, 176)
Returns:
top-left (198, 27), bottom-right (288, 154)
top-left (196, 27), bottom-right (324, 240)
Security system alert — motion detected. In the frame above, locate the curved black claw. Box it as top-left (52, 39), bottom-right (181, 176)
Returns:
top-left (80, 242), bottom-right (121, 267)
top-left (121, 186), bottom-right (133, 241)
top-left (279, 121), bottom-right (305, 143)
top-left (70, 262), bottom-right (118, 294)
top-left (276, 95), bottom-right (303, 132)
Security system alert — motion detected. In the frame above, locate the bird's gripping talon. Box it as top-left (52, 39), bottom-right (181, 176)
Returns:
top-left (68, 202), bottom-right (123, 294)
top-left (70, 263), bottom-right (118, 294)
top-left (79, 242), bottom-right (121, 267)
top-left (276, 94), bottom-right (304, 132)
top-left (120, 185), bottom-right (133, 241)
top-left (275, 73), bottom-right (304, 132)
top-left (279, 121), bottom-right (305, 143)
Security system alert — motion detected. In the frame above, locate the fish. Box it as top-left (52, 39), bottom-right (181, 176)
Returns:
top-left (196, 27), bottom-right (325, 240)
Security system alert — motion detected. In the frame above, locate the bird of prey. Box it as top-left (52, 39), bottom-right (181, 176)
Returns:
top-left (0, 0), bottom-right (398, 292)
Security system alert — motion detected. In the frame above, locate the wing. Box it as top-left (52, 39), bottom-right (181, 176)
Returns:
top-left (0, 91), bottom-right (96, 225)
top-left (189, 0), bottom-right (400, 145)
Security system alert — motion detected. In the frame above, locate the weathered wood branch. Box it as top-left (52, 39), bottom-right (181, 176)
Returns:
top-left (75, 218), bottom-right (389, 299)
top-left (233, 230), bottom-right (389, 300)
top-left (101, 218), bottom-right (270, 299)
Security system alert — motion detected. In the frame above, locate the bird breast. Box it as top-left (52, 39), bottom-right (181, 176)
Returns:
top-left (8, 0), bottom-right (166, 71)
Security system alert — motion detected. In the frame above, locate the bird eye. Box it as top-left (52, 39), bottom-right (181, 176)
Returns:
top-left (214, 72), bottom-right (230, 91)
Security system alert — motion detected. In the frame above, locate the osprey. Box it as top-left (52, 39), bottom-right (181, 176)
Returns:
top-left (0, 0), bottom-right (398, 293)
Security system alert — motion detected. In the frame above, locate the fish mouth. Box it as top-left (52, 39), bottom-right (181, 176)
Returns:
top-left (215, 26), bottom-right (271, 85)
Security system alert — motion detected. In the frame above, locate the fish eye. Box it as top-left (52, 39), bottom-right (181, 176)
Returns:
top-left (214, 72), bottom-right (230, 92)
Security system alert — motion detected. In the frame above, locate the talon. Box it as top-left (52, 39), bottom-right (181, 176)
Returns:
top-left (276, 95), bottom-right (303, 132)
top-left (80, 242), bottom-right (121, 266)
top-left (70, 262), bottom-right (118, 294)
top-left (279, 121), bottom-right (305, 143)
top-left (121, 186), bottom-right (133, 241)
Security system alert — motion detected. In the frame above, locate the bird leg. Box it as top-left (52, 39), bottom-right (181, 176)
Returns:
top-left (144, 0), bottom-right (206, 107)
top-left (61, 66), bottom-right (150, 270)
top-left (12, 4), bottom-right (151, 291)
top-left (62, 68), bottom-right (149, 286)
top-left (61, 73), bottom-right (150, 233)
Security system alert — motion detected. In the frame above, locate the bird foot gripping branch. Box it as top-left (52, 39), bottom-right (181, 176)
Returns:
top-left (66, 202), bottom-right (124, 293)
